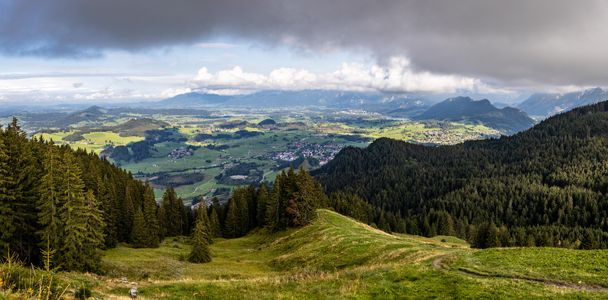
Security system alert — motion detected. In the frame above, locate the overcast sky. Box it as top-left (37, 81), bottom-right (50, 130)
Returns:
top-left (1, 0), bottom-right (607, 104)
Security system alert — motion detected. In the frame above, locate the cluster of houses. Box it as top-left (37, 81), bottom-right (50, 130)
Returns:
top-left (168, 147), bottom-right (195, 159)
top-left (271, 141), bottom-right (345, 166)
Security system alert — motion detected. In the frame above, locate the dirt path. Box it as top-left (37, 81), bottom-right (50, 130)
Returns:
top-left (432, 255), bottom-right (608, 292)
top-left (432, 256), bottom-right (445, 270)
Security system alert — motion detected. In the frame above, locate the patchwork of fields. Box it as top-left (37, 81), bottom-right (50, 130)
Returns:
top-left (24, 108), bottom-right (499, 203)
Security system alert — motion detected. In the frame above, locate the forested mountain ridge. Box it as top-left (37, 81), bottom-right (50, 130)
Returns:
top-left (413, 96), bottom-right (535, 134)
top-left (314, 100), bottom-right (608, 248)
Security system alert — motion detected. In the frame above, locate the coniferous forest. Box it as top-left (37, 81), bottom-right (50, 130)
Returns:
top-left (0, 117), bottom-right (328, 272)
top-left (5, 101), bottom-right (608, 276)
top-left (314, 101), bottom-right (608, 249)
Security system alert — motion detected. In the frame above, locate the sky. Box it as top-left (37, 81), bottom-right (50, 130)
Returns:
top-left (1, 0), bottom-right (608, 104)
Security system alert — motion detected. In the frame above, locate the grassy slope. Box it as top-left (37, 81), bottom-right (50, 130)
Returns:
top-left (95, 210), bottom-right (608, 299)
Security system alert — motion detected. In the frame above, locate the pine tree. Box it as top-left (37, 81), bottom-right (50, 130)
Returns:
top-left (81, 189), bottom-right (105, 270)
top-left (3, 118), bottom-right (40, 262)
top-left (37, 145), bottom-right (64, 261)
top-left (160, 188), bottom-right (183, 237)
top-left (99, 175), bottom-right (119, 248)
top-left (119, 183), bottom-right (136, 241)
top-left (473, 222), bottom-right (500, 249)
top-left (234, 189), bottom-right (250, 236)
top-left (223, 198), bottom-right (239, 238)
top-left (188, 217), bottom-right (211, 263)
top-left (142, 184), bottom-right (161, 247)
top-left (195, 202), bottom-right (212, 243)
top-left (0, 131), bottom-right (15, 258)
top-left (58, 152), bottom-right (89, 271)
top-left (267, 173), bottom-right (288, 231)
top-left (580, 229), bottom-right (599, 249)
top-left (130, 207), bottom-right (148, 248)
top-left (256, 184), bottom-right (269, 227)
top-left (208, 206), bottom-right (221, 238)
top-left (436, 211), bottom-right (455, 236)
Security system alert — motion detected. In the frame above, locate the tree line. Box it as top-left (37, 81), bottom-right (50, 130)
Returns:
top-left (314, 101), bottom-right (608, 249)
top-left (0, 117), bottom-right (333, 271)
top-left (0, 118), bottom-right (192, 271)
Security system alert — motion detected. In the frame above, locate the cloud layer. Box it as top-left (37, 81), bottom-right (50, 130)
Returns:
top-left (2, 0), bottom-right (608, 88)
top-left (190, 57), bottom-right (501, 95)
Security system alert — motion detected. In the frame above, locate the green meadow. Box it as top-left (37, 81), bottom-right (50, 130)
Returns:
top-left (72, 210), bottom-right (608, 299)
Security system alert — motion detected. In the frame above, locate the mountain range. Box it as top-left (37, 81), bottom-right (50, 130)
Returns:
top-left (314, 100), bottom-right (608, 248)
top-left (155, 90), bottom-right (429, 113)
top-left (518, 87), bottom-right (608, 117)
top-left (413, 96), bottom-right (535, 134)
top-left (156, 91), bottom-right (535, 134)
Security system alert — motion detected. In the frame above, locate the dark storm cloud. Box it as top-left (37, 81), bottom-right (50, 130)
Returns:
top-left (2, 0), bottom-right (608, 87)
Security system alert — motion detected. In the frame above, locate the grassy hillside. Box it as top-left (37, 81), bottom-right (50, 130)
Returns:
top-left (83, 210), bottom-right (608, 299)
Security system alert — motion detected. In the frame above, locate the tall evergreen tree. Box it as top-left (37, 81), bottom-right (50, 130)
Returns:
top-left (159, 188), bottom-right (183, 237)
top-left (208, 206), bottom-right (222, 238)
top-left (256, 184), bottom-right (269, 227)
top-left (82, 189), bottom-right (105, 270)
top-left (130, 207), bottom-right (148, 248)
top-left (0, 132), bottom-right (15, 258)
top-left (223, 198), bottom-right (239, 238)
top-left (142, 183), bottom-right (161, 247)
top-left (37, 145), bottom-right (64, 261)
top-left (188, 216), bottom-right (211, 263)
top-left (3, 118), bottom-right (40, 262)
top-left (473, 222), bottom-right (500, 249)
top-left (195, 202), bottom-right (212, 243)
top-left (58, 152), bottom-right (90, 271)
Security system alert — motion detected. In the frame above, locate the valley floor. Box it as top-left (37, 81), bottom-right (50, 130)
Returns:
top-left (45, 210), bottom-right (608, 299)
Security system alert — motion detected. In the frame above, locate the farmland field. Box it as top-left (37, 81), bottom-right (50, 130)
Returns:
top-left (20, 107), bottom-right (499, 203)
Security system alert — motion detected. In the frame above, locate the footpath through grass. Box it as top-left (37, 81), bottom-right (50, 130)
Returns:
top-left (90, 210), bottom-right (608, 299)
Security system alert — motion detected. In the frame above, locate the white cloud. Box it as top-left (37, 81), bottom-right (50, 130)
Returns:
top-left (190, 57), bottom-right (506, 95)
top-left (193, 42), bottom-right (238, 49)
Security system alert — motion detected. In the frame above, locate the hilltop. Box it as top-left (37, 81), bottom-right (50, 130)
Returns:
top-left (414, 96), bottom-right (535, 134)
top-left (18, 209), bottom-right (608, 298)
top-left (315, 100), bottom-right (608, 248)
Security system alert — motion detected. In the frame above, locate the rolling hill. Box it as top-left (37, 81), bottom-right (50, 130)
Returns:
top-left (28, 209), bottom-right (608, 298)
top-left (414, 96), bottom-right (535, 134)
top-left (315, 101), bottom-right (608, 248)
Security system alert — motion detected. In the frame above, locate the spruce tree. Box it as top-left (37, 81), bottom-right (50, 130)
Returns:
top-left (160, 188), bottom-right (183, 237)
top-left (208, 206), bottom-right (222, 238)
top-left (0, 132), bottom-right (15, 258)
top-left (142, 184), bottom-right (161, 247)
top-left (266, 173), bottom-right (286, 231)
top-left (223, 198), bottom-right (239, 238)
top-left (119, 183), bottom-right (136, 241)
top-left (58, 152), bottom-right (89, 271)
top-left (256, 184), bottom-right (269, 227)
top-left (234, 189), bottom-right (250, 236)
top-left (37, 145), bottom-right (64, 261)
top-left (188, 217), bottom-right (211, 263)
top-left (195, 202), bottom-right (212, 243)
top-left (4, 118), bottom-right (40, 262)
top-left (130, 207), bottom-right (148, 248)
top-left (580, 229), bottom-right (599, 249)
top-left (82, 189), bottom-right (105, 270)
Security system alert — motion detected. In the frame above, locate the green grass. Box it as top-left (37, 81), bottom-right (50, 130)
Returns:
top-left (452, 247), bottom-right (608, 287)
top-left (90, 210), bottom-right (608, 299)
top-left (35, 130), bottom-right (144, 153)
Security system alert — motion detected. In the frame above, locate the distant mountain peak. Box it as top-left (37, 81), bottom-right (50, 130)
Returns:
top-left (518, 87), bottom-right (608, 117)
top-left (414, 96), bottom-right (535, 134)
